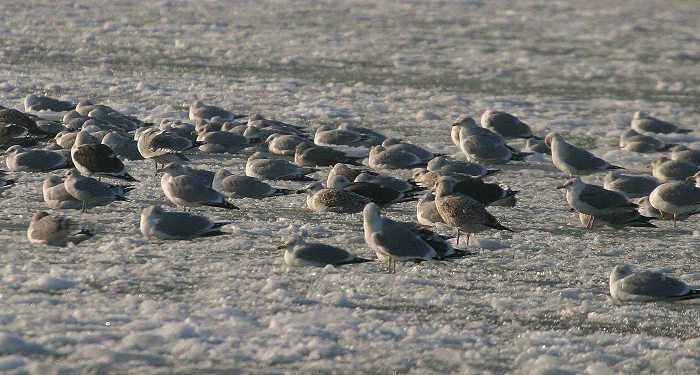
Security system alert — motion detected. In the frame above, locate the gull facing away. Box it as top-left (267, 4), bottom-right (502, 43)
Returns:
top-left (63, 169), bottom-right (129, 212)
top-left (27, 211), bottom-right (93, 247)
top-left (5, 145), bottom-right (69, 172)
top-left (434, 177), bottom-right (512, 245)
top-left (213, 169), bottom-right (294, 199)
top-left (24, 94), bottom-right (75, 112)
top-left (71, 131), bottom-right (137, 181)
top-left (278, 237), bottom-right (372, 267)
top-left (557, 178), bottom-right (639, 228)
top-left (547, 132), bottom-right (622, 177)
top-left (416, 192), bottom-right (445, 226)
top-left (381, 138), bottom-right (437, 162)
top-left (631, 112), bottom-right (691, 134)
top-left (480, 110), bottom-right (539, 140)
top-left (301, 182), bottom-right (370, 214)
top-left (189, 100), bottom-right (244, 122)
top-left (246, 151), bottom-right (317, 181)
top-left (651, 157), bottom-right (699, 182)
top-left (159, 163), bottom-right (238, 211)
top-left (649, 181), bottom-right (700, 226)
top-left (610, 264), bottom-right (700, 302)
top-left (264, 133), bottom-right (310, 156)
top-left (136, 127), bottom-right (194, 172)
top-left (603, 172), bottom-right (660, 199)
top-left (363, 203), bottom-right (441, 273)
top-left (140, 205), bottom-right (229, 240)
top-left (367, 145), bottom-right (427, 170)
top-left (294, 143), bottom-right (363, 167)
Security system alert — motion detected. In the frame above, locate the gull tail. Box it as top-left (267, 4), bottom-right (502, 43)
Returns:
top-left (199, 229), bottom-right (229, 238)
top-left (678, 128), bottom-right (692, 134)
top-left (346, 157), bottom-right (365, 167)
top-left (212, 222), bottom-right (231, 229)
top-left (485, 220), bottom-right (514, 232)
top-left (208, 200), bottom-right (239, 210)
top-left (115, 195), bottom-right (129, 202)
top-left (271, 188), bottom-right (297, 197)
top-left (335, 257), bottom-right (374, 266)
top-left (117, 172), bottom-right (138, 182)
top-left (677, 289), bottom-right (700, 301)
top-left (286, 175), bottom-right (317, 182)
top-left (446, 248), bottom-right (475, 258)
top-left (485, 169), bottom-right (501, 176)
top-left (607, 164), bottom-right (624, 170)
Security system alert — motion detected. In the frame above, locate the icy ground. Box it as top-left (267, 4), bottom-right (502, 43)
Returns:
top-left (1, 1), bottom-right (700, 373)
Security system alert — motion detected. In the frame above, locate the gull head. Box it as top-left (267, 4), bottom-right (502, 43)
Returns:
top-left (32, 211), bottom-right (51, 223)
top-left (141, 204), bottom-right (166, 220)
top-left (191, 100), bottom-right (205, 110)
top-left (368, 145), bottom-right (385, 156)
top-left (327, 174), bottom-right (352, 189)
top-left (5, 145), bottom-right (24, 155)
top-left (650, 157), bottom-right (669, 169)
top-left (632, 111), bottom-right (646, 120)
top-left (277, 236), bottom-right (303, 251)
top-left (451, 115), bottom-right (477, 128)
top-left (382, 138), bottom-right (401, 147)
top-left (427, 157), bottom-right (448, 172)
top-left (362, 202), bottom-right (381, 224)
top-left (544, 132), bottom-right (562, 148)
top-left (409, 169), bottom-right (429, 183)
top-left (43, 175), bottom-right (63, 188)
top-left (603, 171), bottom-right (622, 184)
top-left (295, 142), bottom-right (313, 153)
top-left (299, 182), bottom-right (324, 195)
top-left (434, 176), bottom-right (457, 197)
top-left (331, 163), bottom-right (352, 176)
top-left (157, 162), bottom-right (187, 176)
top-left (556, 178), bottom-right (582, 191)
top-left (610, 264), bottom-right (634, 283)
top-left (64, 169), bottom-right (81, 179)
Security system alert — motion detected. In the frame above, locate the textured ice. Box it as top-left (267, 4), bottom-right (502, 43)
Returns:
top-left (0, 0), bottom-right (699, 373)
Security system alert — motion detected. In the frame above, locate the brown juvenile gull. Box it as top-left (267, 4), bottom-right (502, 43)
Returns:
top-left (278, 237), bottom-right (372, 267)
top-left (610, 264), bottom-right (700, 302)
top-left (27, 211), bottom-right (93, 247)
top-left (71, 131), bottom-right (137, 181)
top-left (434, 176), bottom-right (512, 245)
top-left (140, 205), bottom-right (229, 240)
top-left (301, 182), bottom-right (370, 214)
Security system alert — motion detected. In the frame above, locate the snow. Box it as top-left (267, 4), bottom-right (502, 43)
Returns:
top-left (0, 0), bottom-right (699, 373)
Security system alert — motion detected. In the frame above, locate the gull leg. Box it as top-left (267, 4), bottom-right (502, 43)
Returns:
top-left (81, 201), bottom-right (87, 213)
top-left (673, 215), bottom-right (677, 228)
top-left (466, 233), bottom-right (471, 246)
top-left (456, 229), bottom-right (461, 246)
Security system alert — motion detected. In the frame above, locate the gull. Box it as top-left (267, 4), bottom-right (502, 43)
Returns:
top-left (136, 128), bottom-right (194, 172)
top-left (101, 131), bottom-right (143, 160)
top-left (382, 138), bottom-right (437, 162)
top-left (53, 131), bottom-right (79, 149)
top-left (636, 196), bottom-right (665, 220)
top-left (71, 131), bottom-right (137, 181)
top-left (75, 100), bottom-right (115, 116)
top-left (294, 143), bottom-right (363, 167)
top-left (354, 171), bottom-right (420, 194)
top-left (460, 134), bottom-right (529, 164)
top-left (5, 145), bottom-right (69, 172)
top-left (434, 177), bottom-right (512, 244)
top-left (0, 172), bottom-right (15, 192)
top-left (0, 108), bottom-right (51, 136)
top-left (416, 192), bottom-right (445, 226)
top-left (619, 128), bottom-right (675, 153)
top-left (158, 163), bottom-right (238, 211)
top-left (557, 178), bottom-right (639, 228)
top-left (603, 172), bottom-right (660, 199)
top-left (578, 212), bottom-right (656, 228)
top-left (329, 163), bottom-right (374, 182)
top-left (27, 211), bottom-right (93, 247)
top-left (480, 110), bottom-right (539, 139)
top-left (195, 125), bottom-right (254, 153)
top-left (189, 100), bottom-right (243, 122)
top-left (524, 138), bottom-right (551, 155)
top-left (363, 203), bottom-right (441, 273)
top-left (301, 182), bottom-right (370, 214)
top-left (246, 151), bottom-right (317, 181)
top-left (263, 133), bottom-right (310, 156)
top-left (651, 157), bottom-right (699, 182)
top-left (314, 125), bottom-right (372, 147)
top-left (87, 108), bottom-right (142, 132)
top-left (426, 156), bottom-right (499, 178)
top-left (631, 112), bottom-right (691, 134)
top-left (327, 174), bottom-right (417, 206)
top-left (140, 205), bottom-right (229, 240)
top-left (367, 145), bottom-right (427, 170)
top-left (24, 94), bottom-right (75, 112)
top-left (411, 170), bottom-right (517, 207)
top-left (213, 169), bottom-right (294, 199)
top-left (0, 123), bottom-right (29, 147)
top-left (159, 119), bottom-right (198, 142)
top-left (246, 114), bottom-right (306, 137)
top-left (63, 169), bottom-right (129, 212)
top-left (547, 132), bottom-right (622, 177)
top-left (278, 237), bottom-right (372, 267)
top-left (43, 175), bottom-right (131, 210)
top-left (649, 181), bottom-right (700, 226)
top-left (671, 145), bottom-right (700, 166)
top-left (690, 172), bottom-right (700, 188)
top-left (610, 264), bottom-right (700, 302)
top-left (452, 115), bottom-right (507, 145)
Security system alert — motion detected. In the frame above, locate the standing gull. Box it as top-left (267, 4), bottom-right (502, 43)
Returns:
top-left (136, 128), bottom-right (194, 172)
top-left (140, 205), bottom-right (229, 240)
top-left (213, 169), bottom-right (294, 199)
top-left (159, 163), bottom-right (238, 211)
top-left (278, 237), bottom-right (372, 267)
top-left (246, 152), bottom-right (317, 181)
top-left (301, 182), bottom-right (370, 214)
top-left (71, 131), bottom-right (137, 181)
top-left (27, 211), bottom-right (93, 247)
top-left (631, 112), bottom-right (691, 134)
top-left (649, 181), bottom-right (700, 226)
top-left (547, 132), bottom-right (622, 177)
top-left (480, 110), bottom-right (539, 139)
top-left (610, 264), bottom-right (700, 302)
top-left (434, 177), bottom-right (512, 245)
top-left (363, 203), bottom-right (441, 273)
top-left (63, 169), bottom-right (129, 212)
top-left (556, 178), bottom-right (639, 228)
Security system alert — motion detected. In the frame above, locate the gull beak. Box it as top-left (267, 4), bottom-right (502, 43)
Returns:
top-left (155, 168), bottom-right (164, 173)
top-left (686, 176), bottom-right (696, 181)
top-left (295, 189), bottom-right (306, 194)
top-left (276, 244), bottom-right (286, 250)
top-left (555, 184), bottom-right (565, 189)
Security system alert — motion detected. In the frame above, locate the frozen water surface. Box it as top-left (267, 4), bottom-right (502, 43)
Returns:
top-left (1, 0), bottom-right (700, 373)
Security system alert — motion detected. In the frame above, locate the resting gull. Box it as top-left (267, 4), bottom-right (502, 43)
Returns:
top-left (159, 162), bottom-right (238, 211)
top-left (651, 157), bottom-right (699, 182)
top-left (246, 151), bottom-right (317, 181)
top-left (294, 143), bottom-right (363, 167)
top-left (136, 127), bottom-right (194, 172)
top-left (213, 169), bottom-right (294, 199)
top-left (140, 205), bottom-right (229, 240)
top-left (327, 174), bottom-right (416, 206)
top-left (670, 145), bottom-right (700, 166)
top-left (426, 156), bottom-right (499, 178)
top-left (603, 172), bottom-right (660, 199)
top-left (264, 133), bottom-right (310, 156)
top-left (189, 100), bottom-right (243, 122)
top-left (27, 211), bottom-right (93, 247)
top-left (5, 145), bottom-right (69, 172)
top-left (480, 110), bottom-right (539, 139)
top-left (631, 112), bottom-right (691, 134)
top-left (610, 264), bottom-right (700, 302)
top-left (24, 94), bottom-right (75, 112)
top-left (301, 182), bottom-right (370, 214)
top-left (416, 192), bottom-right (445, 226)
top-left (278, 237), bottom-right (372, 267)
top-left (367, 145), bottom-right (427, 170)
